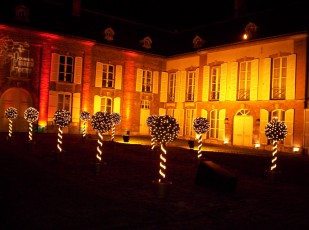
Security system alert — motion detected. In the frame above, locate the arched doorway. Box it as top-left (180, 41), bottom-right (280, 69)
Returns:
top-left (233, 109), bottom-right (253, 147)
top-left (0, 88), bottom-right (33, 132)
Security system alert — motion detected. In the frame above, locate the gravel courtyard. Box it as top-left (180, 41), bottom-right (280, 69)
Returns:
top-left (1, 133), bottom-right (309, 229)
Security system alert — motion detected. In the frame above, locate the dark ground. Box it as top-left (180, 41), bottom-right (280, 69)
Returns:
top-left (1, 132), bottom-right (309, 230)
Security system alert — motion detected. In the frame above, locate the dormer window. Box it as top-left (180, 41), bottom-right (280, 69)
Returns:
top-left (140, 36), bottom-right (152, 49)
top-left (15, 5), bottom-right (29, 22)
top-left (193, 35), bottom-right (205, 49)
top-left (104, 27), bottom-right (115, 41)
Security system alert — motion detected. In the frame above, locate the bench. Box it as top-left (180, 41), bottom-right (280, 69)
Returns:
top-left (195, 160), bottom-right (238, 192)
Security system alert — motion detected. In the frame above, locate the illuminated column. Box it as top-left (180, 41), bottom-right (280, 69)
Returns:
top-left (81, 47), bottom-right (93, 112)
top-left (38, 43), bottom-right (51, 129)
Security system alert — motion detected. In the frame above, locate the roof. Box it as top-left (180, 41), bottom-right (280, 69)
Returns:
top-left (1, 0), bottom-right (308, 57)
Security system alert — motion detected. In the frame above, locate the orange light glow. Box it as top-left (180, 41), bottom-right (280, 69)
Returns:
top-left (38, 32), bottom-right (60, 40)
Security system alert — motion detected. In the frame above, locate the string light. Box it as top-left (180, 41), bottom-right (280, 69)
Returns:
top-left (53, 109), bottom-right (71, 153)
top-left (265, 119), bottom-right (288, 171)
top-left (146, 114), bottom-right (158, 150)
top-left (193, 117), bottom-right (210, 159)
top-left (110, 112), bottom-right (121, 141)
top-left (24, 107), bottom-right (39, 142)
top-left (151, 115), bottom-right (180, 183)
top-left (91, 111), bottom-right (112, 163)
top-left (80, 111), bottom-right (90, 140)
top-left (5, 107), bottom-right (18, 139)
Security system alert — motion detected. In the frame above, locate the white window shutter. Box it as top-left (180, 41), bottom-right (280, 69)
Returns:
top-left (48, 91), bottom-right (58, 121)
top-left (202, 65), bottom-right (210, 101)
top-left (159, 108), bottom-right (166, 116)
top-left (201, 109), bottom-right (208, 139)
top-left (50, 53), bottom-right (59, 82)
top-left (160, 72), bottom-right (168, 102)
top-left (95, 62), bottom-right (103, 87)
top-left (72, 93), bottom-right (81, 122)
top-left (136, 68), bottom-right (143, 92)
top-left (194, 68), bottom-right (199, 102)
top-left (259, 58), bottom-right (271, 100)
top-left (219, 63), bottom-right (227, 101)
top-left (259, 109), bottom-right (269, 145)
top-left (250, 59), bottom-right (259, 101)
top-left (180, 71), bottom-right (186, 102)
top-left (229, 62), bottom-right (238, 101)
top-left (153, 71), bottom-right (159, 94)
top-left (175, 71), bottom-right (181, 102)
top-left (286, 54), bottom-right (296, 100)
top-left (113, 97), bottom-right (121, 113)
top-left (74, 57), bottom-right (82, 84)
top-left (174, 109), bottom-right (184, 136)
top-left (284, 109), bottom-right (294, 147)
top-left (93, 95), bottom-right (101, 114)
top-left (218, 109), bottom-right (226, 141)
top-left (115, 65), bottom-right (122, 90)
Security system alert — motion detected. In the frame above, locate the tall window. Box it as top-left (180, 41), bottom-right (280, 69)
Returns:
top-left (210, 66), bottom-right (220, 100)
top-left (271, 56), bottom-right (287, 99)
top-left (209, 110), bottom-right (219, 139)
top-left (142, 70), bottom-right (152, 92)
top-left (58, 93), bottom-right (71, 112)
top-left (238, 61), bottom-right (251, 100)
top-left (168, 73), bottom-right (176, 102)
top-left (102, 64), bottom-right (115, 88)
top-left (185, 109), bottom-right (194, 136)
top-left (186, 71), bottom-right (195, 101)
top-left (271, 109), bottom-right (285, 121)
top-left (101, 97), bottom-right (112, 113)
top-left (140, 99), bottom-right (150, 109)
top-left (59, 55), bottom-right (73, 83)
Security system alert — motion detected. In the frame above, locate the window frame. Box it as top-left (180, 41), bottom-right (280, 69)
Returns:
top-left (210, 66), bottom-right (220, 101)
top-left (271, 56), bottom-right (287, 100)
top-left (186, 71), bottom-right (195, 101)
top-left (142, 70), bottom-right (152, 93)
top-left (237, 61), bottom-right (251, 101)
top-left (58, 55), bottom-right (74, 83)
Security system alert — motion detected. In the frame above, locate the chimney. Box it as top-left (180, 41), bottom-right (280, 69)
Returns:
top-left (72, 0), bottom-right (81, 17)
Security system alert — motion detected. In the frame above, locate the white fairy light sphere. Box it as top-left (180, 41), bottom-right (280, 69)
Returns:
top-left (193, 117), bottom-right (210, 134)
top-left (53, 109), bottom-right (71, 128)
top-left (265, 119), bottom-right (288, 141)
top-left (111, 112), bottom-right (121, 125)
top-left (80, 111), bottom-right (91, 121)
top-left (91, 111), bottom-right (112, 133)
top-left (5, 107), bottom-right (18, 119)
top-left (24, 107), bottom-right (39, 123)
top-left (151, 115), bottom-right (179, 144)
top-left (146, 114), bottom-right (159, 128)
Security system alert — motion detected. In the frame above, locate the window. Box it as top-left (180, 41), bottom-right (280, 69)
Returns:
top-left (184, 109), bottom-right (194, 136)
top-left (101, 97), bottom-right (112, 113)
top-left (271, 109), bottom-right (285, 121)
top-left (141, 100), bottom-right (150, 109)
top-left (58, 93), bottom-right (71, 112)
top-left (168, 73), bottom-right (176, 102)
top-left (59, 55), bottom-right (73, 83)
top-left (186, 71), bottom-right (195, 101)
top-left (142, 70), bottom-right (152, 92)
top-left (238, 61), bottom-right (251, 100)
top-left (209, 110), bottom-right (219, 139)
top-left (102, 64), bottom-right (115, 88)
top-left (271, 56), bottom-right (287, 99)
top-left (210, 66), bottom-right (220, 100)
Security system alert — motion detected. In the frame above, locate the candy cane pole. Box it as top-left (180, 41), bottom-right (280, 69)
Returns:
top-left (8, 119), bottom-right (13, 138)
top-left (82, 121), bottom-right (87, 139)
top-left (111, 124), bottom-right (115, 141)
top-left (96, 132), bottom-right (103, 162)
top-left (270, 140), bottom-right (278, 171)
top-left (28, 122), bottom-right (33, 142)
top-left (57, 126), bottom-right (63, 153)
top-left (197, 134), bottom-right (203, 159)
top-left (159, 143), bottom-right (167, 182)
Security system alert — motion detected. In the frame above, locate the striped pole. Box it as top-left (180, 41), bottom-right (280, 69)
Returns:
top-left (270, 140), bottom-right (277, 171)
top-left (159, 143), bottom-right (167, 182)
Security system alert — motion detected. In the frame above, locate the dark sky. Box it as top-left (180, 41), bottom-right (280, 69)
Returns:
top-left (80, 0), bottom-right (303, 32)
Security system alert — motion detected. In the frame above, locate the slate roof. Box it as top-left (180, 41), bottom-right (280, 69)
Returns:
top-left (0, 0), bottom-right (308, 57)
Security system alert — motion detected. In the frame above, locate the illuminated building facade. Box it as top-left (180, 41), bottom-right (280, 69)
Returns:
top-left (0, 1), bottom-right (308, 153)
